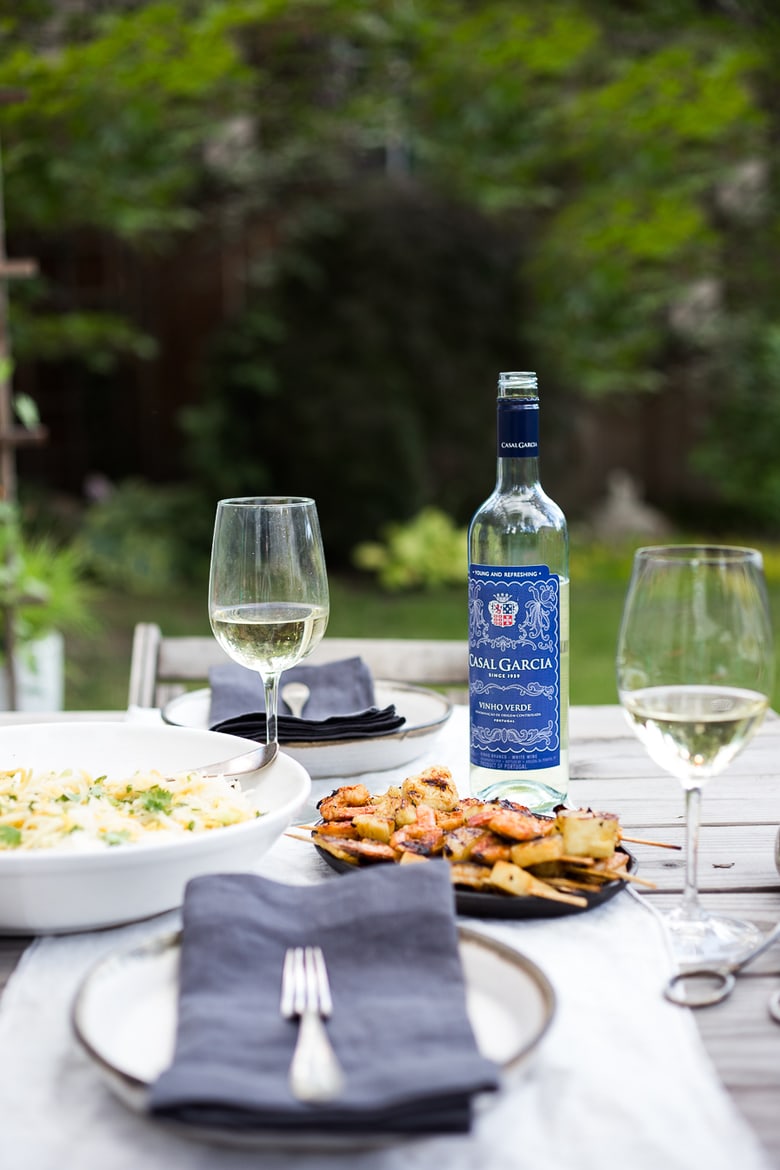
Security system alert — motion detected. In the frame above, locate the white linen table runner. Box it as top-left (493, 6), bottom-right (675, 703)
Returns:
top-left (0, 708), bottom-right (771, 1170)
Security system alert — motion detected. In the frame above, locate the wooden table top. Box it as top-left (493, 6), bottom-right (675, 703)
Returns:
top-left (1, 705), bottom-right (779, 1161)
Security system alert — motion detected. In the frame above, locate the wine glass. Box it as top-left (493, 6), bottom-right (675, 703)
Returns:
top-left (208, 497), bottom-right (329, 746)
top-left (616, 545), bottom-right (774, 966)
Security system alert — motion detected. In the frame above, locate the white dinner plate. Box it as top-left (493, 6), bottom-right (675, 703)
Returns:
top-left (72, 926), bottom-right (555, 1150)
top-left (0, 722), bottom-right (310, 934)
top-left (162, 681), bottom-right (453, 778)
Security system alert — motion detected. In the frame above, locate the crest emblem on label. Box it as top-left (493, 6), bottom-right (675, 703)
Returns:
top-left (468, 564), bottom-right (561, 772)
top-left (488, 593), bottom-right (518, 628)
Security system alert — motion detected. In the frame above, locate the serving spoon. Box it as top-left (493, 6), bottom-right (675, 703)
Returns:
top-left (192, 683), bottom-right (307, 780)
top-left (188, 741), bottom-right (278, 782)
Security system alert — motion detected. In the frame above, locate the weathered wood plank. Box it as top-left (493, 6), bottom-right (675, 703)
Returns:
top-left (729, 1091), bottom-right (780, 1163)
top-left (571, 734), bottom-right (780, 780)
top-left (622, 825), bottom-right (780, 892)
top-left (570, 775), bottom-right (780, 828)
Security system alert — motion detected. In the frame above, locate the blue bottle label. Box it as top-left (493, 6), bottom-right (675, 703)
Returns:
top-left (468, 564), bottom-right (561, 771)
top-left (497, 398), bottom-right (538, 458)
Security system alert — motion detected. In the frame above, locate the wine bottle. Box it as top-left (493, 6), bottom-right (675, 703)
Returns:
top-left (468, 371), bottom-right (569, 811)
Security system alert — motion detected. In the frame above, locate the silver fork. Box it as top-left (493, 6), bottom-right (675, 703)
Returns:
top-left (281, 946), bottom-right (345, 1102)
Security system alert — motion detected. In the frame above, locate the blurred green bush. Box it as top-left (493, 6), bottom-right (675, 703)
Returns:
top-left (78, 479), bottom-right (211, 594)
top-left (181, 189), bottom-right (528, 564)
top-left (353, 507), bottom-right (468, 590)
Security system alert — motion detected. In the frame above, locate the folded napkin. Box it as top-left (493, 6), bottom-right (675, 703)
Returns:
top-left (148, 864), bottom-right (499, 1135)
top-left (208, 657), bottom-right (406, 743)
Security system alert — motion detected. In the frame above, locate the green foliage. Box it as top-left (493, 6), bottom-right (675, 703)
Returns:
top-left (0, 2), bottom-right (253, 240)
top-left (413, 2), bottom-right (599, 210)
top-left (183, 189), bottom-right (524, 561)
top-left (353, 507), bottom-right (468, 591)
top-left (10, 301), bottom-right (157, 370)
top-left (527, 35), bottom-right (765, 398)
top-left (2, 0), bottom-right (780, 538)
top-left (78, 479), bottom-right (211, 594)
top-left (0, 502), bottom-right (97, 656)
top-left (692, 322), bottom-right (780, 529)
top-left (13, 393), bottom-right (39, 430)
top-left (0, 0), bottom-right (256, 377)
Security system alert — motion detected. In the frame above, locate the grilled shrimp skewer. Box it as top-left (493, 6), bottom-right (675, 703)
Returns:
top-left (306, 766), bottom-right (656, 908)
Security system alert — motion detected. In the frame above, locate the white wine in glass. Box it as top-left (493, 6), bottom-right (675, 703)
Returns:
top-left (616, 545), bottom-right (774, 966)
top-left (208, 497), bottom-right (329, 746)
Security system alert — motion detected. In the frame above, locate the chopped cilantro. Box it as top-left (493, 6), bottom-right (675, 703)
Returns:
top-left (103, 830), bottom-right (131, 847)
top-left (140, 785), bottom-right (174, 813)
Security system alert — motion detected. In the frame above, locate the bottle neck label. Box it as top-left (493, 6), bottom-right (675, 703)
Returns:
top-left (497, 398), bottom-right (539, 458)
top-left (468, 564), bottom-right (561, 771)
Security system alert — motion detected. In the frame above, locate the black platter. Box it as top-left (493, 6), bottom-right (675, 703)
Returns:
top-left (313, 843), bottom-right (636, 919)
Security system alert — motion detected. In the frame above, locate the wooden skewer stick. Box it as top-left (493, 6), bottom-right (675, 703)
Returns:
top-left (607, 870), bottom-right (657, 889)
top-left (620, 833), bottom-right (681, 851)
top-left (566, 864), bottom-right (658, 890)
top-left (528, 883), bottom-right (588, 909)
top-left (547, 877), bottom-right (607, 894)
top-left (284, 827), bottom-right (313, 842)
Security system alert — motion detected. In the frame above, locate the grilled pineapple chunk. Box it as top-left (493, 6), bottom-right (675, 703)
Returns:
top-left (509, 833), bottom-right (564, 868)
top-left (490, 860), bottom-right (588, 907)
top-left (352, 813), bottom-right (394, 843)
top-left (489, 859), bottom-right (535, 896)
top-left (394, 800), bottom-right (418, 827)
top-left (401, 766), bottom-right (459, 811)
top-left (554, 809), bottom-right (619, 859)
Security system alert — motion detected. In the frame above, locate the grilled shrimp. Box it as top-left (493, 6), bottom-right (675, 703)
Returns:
top-left (468, 831), bottom-right (513, 866)
top-left (389, 802), bottom-right (444, 855)
top-left (313, 833), bottom-right (397, 865)
top-left (311, 821), bottom-right (359, 839)
top-left (485, 808), bottom-right (551, 841)
top-left (317, 783), bottom-right (374, 822)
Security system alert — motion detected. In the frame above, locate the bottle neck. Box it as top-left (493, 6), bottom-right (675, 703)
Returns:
top-left (495, 396), bottom-right (540, 490)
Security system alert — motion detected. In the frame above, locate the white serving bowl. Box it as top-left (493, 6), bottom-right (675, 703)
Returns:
top-left (0, 721), bottom-right (310, 934)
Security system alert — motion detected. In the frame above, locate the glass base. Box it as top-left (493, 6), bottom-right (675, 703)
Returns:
top-left (474, 777), bottom-right (567, 815)
top-left (666, 906), bottom-right (766, 968)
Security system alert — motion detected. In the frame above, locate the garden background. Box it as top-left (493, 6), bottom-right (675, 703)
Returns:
top-left (1, 0), bottom-right (780, 709)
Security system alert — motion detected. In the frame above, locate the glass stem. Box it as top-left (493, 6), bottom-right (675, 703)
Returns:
top-left (263, 673), bottom-right (280, 746)
top-left (681, 785), bottom-right (703, 921)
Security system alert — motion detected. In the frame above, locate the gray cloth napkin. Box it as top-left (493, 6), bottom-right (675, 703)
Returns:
top-left (148, 865), bottom-right (499, 1135)
top-left (208, 657), bottom-right (406, 743)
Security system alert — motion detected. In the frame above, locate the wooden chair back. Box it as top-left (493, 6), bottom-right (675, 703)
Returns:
top-left (128, 622), bottom-right (468, 709)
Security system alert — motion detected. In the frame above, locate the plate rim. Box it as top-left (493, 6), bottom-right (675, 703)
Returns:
top-left (162, 679), bottom-right (453, 746)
